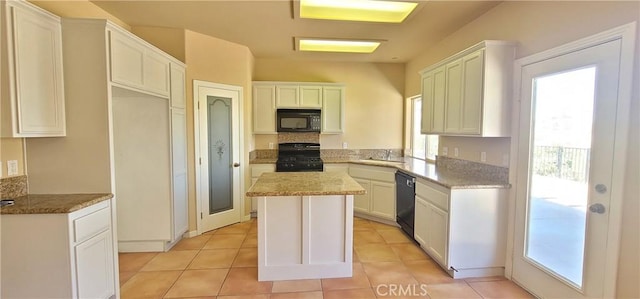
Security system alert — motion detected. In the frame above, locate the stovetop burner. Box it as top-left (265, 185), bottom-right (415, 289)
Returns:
top-left (276, 143), bottom-right (323, 172)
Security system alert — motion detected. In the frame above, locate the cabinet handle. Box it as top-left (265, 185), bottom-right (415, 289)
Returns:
top-left (233, 163), bottom-right (240, 167)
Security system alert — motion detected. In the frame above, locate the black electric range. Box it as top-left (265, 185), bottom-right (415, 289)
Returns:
top-left (276, 142), bottom-right (323, 172)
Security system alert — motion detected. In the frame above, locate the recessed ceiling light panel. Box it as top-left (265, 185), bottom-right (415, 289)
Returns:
top-left (300, 0), bottom-right (418, 23)
top-left (297, 38), bottom-right (382, 53)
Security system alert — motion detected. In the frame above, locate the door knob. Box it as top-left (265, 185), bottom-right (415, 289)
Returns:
top-left (233, 163), bottom-right (240, 167)
top-left (589, 203), bottom-right (606, 214)
top-left (595, 184), bottom-right (607, 194)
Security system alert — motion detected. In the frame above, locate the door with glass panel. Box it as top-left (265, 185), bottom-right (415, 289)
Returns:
top-left (513, 39), bottom-right (622, 298)
top-left (195, 81), bottom-right (242, 233)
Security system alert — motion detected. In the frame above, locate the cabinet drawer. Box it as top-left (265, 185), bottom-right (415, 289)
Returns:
top-left (349, 165), bottom-right (395, 183)
top-left (416, 181), bottom-right (449, 211)
top-left (74, 207), bottom-right (111, 243)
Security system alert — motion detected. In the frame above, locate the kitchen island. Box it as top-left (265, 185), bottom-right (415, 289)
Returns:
top-left (246, 172), bottom-right (365, 281)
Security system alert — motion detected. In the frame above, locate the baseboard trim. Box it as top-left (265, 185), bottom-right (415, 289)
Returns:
top-left (353, 212), bottom-right (399, 227)
top-left (183, 230), bottom-right (199, 238)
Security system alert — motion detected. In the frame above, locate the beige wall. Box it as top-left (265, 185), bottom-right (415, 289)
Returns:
top-left (5, 0), bottom-right (127, 180)
top-left (0, 138), bottom-right (25, 178)
top-left (30, 0), bottom-right (130, 30)
top-left (184, 30), bottom-right (255, 227)
top-left (405, 1), bottom-right (639, 297)
top-left (132, 26), bottom-right (186, 63)
top-left (253, 60), bottom-right (405, 150)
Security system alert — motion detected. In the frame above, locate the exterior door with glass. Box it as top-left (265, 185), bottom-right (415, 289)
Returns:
top-left (513, 32), bottom-right (630, 298)
top-left (195, 81), bottom-right (242, 233)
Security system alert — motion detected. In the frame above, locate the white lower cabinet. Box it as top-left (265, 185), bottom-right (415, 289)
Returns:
top-left (1, 200), bottom-right (117, 298)
top-left (414, 178), bottom-right (507, 278)
top-left (348, 164), bottom-right (396, 222)
top-left (250, 164), bottom-right (276, 212)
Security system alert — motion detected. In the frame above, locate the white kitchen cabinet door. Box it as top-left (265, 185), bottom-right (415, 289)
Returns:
top-left (253, 85), bottom-right (277, 134)
top-left (171, 108), bottom-right (188, 241)
top-left (414, 195), bottom-right (429, 246)
top-left (110, 31), bottom-right (170, 97)
top-left (2, 0), bottom-right (66, 137)
top-left (143, 50), bottom-right (170, 96)
top-left (276, 85), bottom-right (299, 107)
top-left (459, 50), bottom-right (484, 134)
top-left (110, 31), bottom-right (145, 90)
top-left (322, 86), bottom-right (345, 134)
top-left (431, 66), bottom-right (446, 134)
top-left (352, 178), bottom-right (371, 214)
top-left (299, 85), bottom-right (323, 108)
top-left (370, 181), bottom-right (395, 221)
top-left (170, 64), bottom-right (186, 108)
top-left (75, 230), bottom-right (115, 299)
top-left (419, 41), bottom-right (515, 137)
top-left (444, 59), bottom-right (463, 133)
top-left (420, 72), bottom-right (434, 133)
top-left (426, 202), bottom-right (449, 267)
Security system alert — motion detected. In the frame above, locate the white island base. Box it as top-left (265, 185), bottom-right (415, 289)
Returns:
top-left (257, 195), bottom-right (354, 281)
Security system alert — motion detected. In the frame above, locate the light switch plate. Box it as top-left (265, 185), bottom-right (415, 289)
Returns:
top-left (480, 152), bottom-right (487, 162)
top-left (342, 142), bottom-right (348, 149)
top-left (442, 147), bottom-right (448, 156)
top-left (7, 160), bottom-right (18, 176)
top-left (269, 142), bottom-right (274, 149)
top-left (454, 148), bottom-right (459, 157)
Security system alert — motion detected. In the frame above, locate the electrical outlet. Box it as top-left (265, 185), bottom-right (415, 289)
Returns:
top-left (442, 147), bottom-right (448, 156)
top-left (7, 160), bottom-right (18, 176)
top-left (502, 154), bottom-right (510, 167)
top-left (269, 142), bottom-right (274, 149)
top-left (342, 142), bottom-right (348, 149)
top-left (454, 147), bottom-right (459, 157)
top-left (480, 151), bottom-right (487, 162)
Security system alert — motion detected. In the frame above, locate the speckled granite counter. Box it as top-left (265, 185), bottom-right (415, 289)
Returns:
top-left (246, 172), bottom-right (366, 197)
top-left (250, 158), bottom-right (277, 164)
top-left (251, 157), bottom-right (510, 189)
top-left (0, 193), bottom-right (114, 214)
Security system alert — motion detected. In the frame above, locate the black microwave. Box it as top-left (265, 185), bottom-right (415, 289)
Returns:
top-left (276, 109), bottom-right (321, 132)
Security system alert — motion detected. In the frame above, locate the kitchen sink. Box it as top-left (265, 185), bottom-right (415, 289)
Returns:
top-left (360, 157), bottom-right (405, 164)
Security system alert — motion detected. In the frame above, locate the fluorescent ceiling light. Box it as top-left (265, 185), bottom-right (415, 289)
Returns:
top-left (300, 0), bottom-right (418, 23)
top-left (298, 39), bottom-right (382, 53)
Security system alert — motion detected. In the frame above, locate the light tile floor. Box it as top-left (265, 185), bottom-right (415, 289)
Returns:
top-left (119, 217), bottom-right (534, 298)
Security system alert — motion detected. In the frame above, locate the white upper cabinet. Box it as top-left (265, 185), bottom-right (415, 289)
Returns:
top-left (253, 82), bottom-right (345, 134)
top-left (275, 84), bottom-right (323, 108)
top-left (420, 40), bottom-right (515, 137)
top-left (110, 30), bottom-right (171, 97)
top-left (170, 64), bottom-right (186, 108)
top-left (253, 84), bottom-right (277, 134)
top-left (1, 0), bottom-right (66, 137)
top-left (322, 85), bottom-right (345, 134)
top-left (299, 85), bottom-right (323, 108)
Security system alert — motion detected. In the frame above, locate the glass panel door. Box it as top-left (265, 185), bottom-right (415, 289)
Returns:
top-left (207, 96), bottom-right (233, 214)
top-left (526, 67), bottom-right (596, 287)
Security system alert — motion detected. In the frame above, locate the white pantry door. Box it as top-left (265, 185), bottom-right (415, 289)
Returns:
top-left (512, 24), bottom-right (635, 299)
top-left (194, 80), bottom-right (243, 233)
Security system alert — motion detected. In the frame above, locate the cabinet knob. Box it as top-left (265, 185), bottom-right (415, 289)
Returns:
top-left (233, 163), bottom-right (241, 167)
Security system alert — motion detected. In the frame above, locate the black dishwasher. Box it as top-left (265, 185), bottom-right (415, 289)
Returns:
top-left (396, 171), bottom-right (416, 239)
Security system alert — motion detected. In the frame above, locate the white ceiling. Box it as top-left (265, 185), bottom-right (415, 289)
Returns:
top-left (90, 1), bottom-right (501, 63)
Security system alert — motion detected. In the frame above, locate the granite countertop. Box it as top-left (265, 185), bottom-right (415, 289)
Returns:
top-left (251, 157), bottom-right (510, 189)
top-left (0, 193), bottom-right (114, 214)
top-left (246, 172), bottom-right (366, 197)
